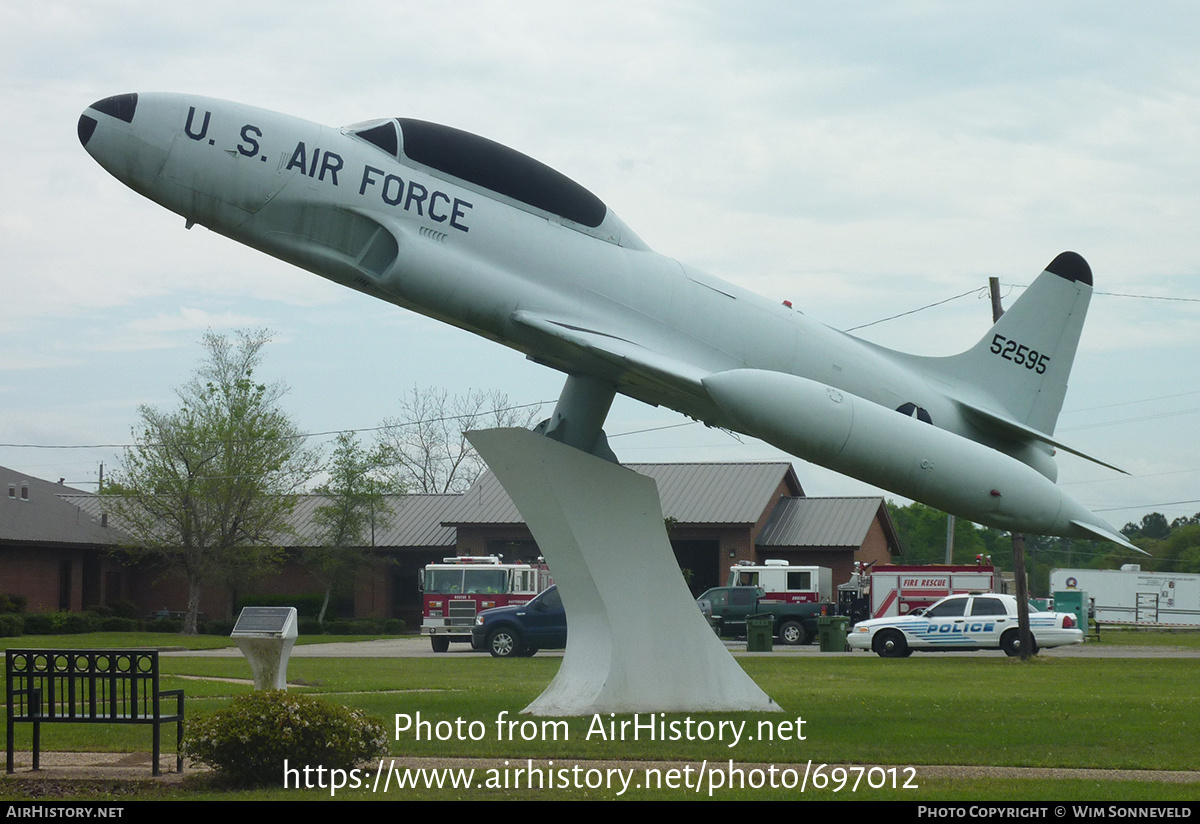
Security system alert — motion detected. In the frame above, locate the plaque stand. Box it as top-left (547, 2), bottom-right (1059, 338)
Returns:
top-left (231, 606), bottom-right (298, 690)
top-left (469, 428), bottom-right (779, 715)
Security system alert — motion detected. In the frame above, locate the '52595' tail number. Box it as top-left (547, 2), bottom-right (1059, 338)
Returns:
top-left (990, 334), bottom-right (1049, 374)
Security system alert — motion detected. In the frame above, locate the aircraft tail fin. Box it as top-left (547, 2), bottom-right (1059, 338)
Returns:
top-left (942, 251), bottom-right (1093, 437)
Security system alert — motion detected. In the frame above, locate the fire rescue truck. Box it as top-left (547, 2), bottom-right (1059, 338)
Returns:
top-left (421, 556), bottom-right (553, 652)
top-left (725, 560), bottom-right (832, 603)
top-left (838, 562), bottom-right (996, 625)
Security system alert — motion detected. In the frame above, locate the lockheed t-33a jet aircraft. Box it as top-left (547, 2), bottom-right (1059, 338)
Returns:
top-left (79, 93), bottom-right (1138, 551)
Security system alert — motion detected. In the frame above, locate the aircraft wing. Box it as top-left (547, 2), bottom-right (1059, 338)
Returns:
top-left (510, 311), bottom-right (711, 405)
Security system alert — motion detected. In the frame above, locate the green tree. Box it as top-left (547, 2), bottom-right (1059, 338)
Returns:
top-left (105, 330), bottom-right (315, 634)
top-left (1138, 524), bottom-right (1200, 574)
top-left (885, 500), bottom-right (988, 565)
top-left (305, 432), bottom-right (395, 625)
top-left (1122, 512), bottom-right (1171, 541)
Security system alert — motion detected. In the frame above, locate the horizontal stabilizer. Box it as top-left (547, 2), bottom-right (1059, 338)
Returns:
top-left (955, 399), bottom-right (1129, 475)
top-left (1070, 520), bottom-right (1150, 556)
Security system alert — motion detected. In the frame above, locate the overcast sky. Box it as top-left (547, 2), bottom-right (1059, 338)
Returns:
top-left (2, 2), bottom-right (1198, 533)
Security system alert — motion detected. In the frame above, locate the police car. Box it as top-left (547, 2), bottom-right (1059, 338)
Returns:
top-left (847, 593), bottom-right (1083, 658)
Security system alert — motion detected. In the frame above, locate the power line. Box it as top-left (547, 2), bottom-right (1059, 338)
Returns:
top-left (1059, 406), bottom-right (1200, 432)
top-left (845, 281), bottom-right (1199, 334)
top-left (1062, 389), bottom-right (1200, 415)
top-left (1095, 499), bottom-right (1200, 513)
top-left (608, 421), bottom-right (697, 439)
top-left (842, 286), bottom-right (985, 333)
top-left (0, 400), bottom-right (552, 451)
top-left (1094, 291), bottom-right (1200, 303)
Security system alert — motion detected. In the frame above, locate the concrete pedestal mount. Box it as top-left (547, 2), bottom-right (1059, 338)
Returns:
top-left (234, 637), bottom-right (296, 690)
top-left (468, 428), bottom-right (780, 715)
top-left (231, 606), bottom-right (298, 690)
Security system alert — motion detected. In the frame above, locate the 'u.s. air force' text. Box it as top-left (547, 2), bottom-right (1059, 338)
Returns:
top-left (183, 106), bottom-right (472, 233)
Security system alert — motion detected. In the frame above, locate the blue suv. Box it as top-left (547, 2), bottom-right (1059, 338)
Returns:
top-left (471, 585), bottom-right (567, 657)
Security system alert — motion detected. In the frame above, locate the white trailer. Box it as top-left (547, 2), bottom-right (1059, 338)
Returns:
top-left (1050, 566), bottom-right (1200, 627)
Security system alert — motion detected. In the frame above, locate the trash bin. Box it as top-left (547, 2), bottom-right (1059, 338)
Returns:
top-left (745, 613), bottom-right (774, 652)
top-left (818, 615), bottom-right (850, 652)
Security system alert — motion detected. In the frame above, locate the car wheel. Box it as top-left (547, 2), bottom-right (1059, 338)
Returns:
top-left (874, 629), bottom-right (909, 659)
top-left (778, 620), bottom-right (808, 646)
top-left (1001, 629), bottom-right (1038, 657)
top-left (430, 636), bottom-right (450, 653)
top-left (487, 628), bottom-right (521, 658)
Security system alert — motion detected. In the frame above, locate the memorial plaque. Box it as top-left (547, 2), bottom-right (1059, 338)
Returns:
top-left (232, 606), bottom-right (296, 638)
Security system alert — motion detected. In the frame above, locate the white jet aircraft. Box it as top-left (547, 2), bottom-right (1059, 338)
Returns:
top-left (78, 93), bottom-right (1139, 551)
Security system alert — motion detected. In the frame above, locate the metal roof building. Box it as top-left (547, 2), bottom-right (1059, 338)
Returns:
top-left (1, 461), bottom-right (900, 623)
top-left (447, 463), bottom-right (899, 596)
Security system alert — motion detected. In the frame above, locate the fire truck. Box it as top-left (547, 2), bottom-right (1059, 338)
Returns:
top-left (421, 556), bottom-right (553, 652)
top-left (725, 560), bottom-right (832, 603)
top-left (838, 562), bottom-right (996, 624)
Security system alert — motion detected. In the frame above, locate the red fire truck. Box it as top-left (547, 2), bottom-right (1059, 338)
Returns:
top-left (421, 556), bottom-right (553, 652)
top-left (838, 561), bottom-right (996, 624)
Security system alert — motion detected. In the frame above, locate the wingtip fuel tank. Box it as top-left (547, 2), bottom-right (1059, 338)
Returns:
top-left (79, 92), bottom-right (1140, 551)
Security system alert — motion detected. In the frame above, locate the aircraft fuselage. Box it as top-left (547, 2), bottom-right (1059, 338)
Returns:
top-left (79, 93), bottom-right (1134, 546)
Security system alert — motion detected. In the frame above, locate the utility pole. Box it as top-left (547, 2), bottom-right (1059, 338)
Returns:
top-left (989, 277), bottom-right (1033, 660)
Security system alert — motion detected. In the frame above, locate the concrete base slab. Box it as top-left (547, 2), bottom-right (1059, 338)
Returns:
top-left (468, 428), bottom-right (779, 715)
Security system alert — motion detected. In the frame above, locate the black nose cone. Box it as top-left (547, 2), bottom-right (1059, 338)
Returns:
top-left (88, 93), bottom-right (139, 123)
top-left (80, 93), bottom-right (140, 148)
top-left (78, 114), bottom-right (97, 147)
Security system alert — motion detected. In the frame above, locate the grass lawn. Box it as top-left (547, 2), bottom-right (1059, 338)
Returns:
top-left (2, 631), bottom-right (414, 651)
top-left (1095, 628), bottom-right (1200, 648)
top-left (3, 652), bottom-right (1198, 801)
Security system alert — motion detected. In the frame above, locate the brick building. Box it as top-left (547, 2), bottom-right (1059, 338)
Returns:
top-left (1, 462), bottom-right (901, 627)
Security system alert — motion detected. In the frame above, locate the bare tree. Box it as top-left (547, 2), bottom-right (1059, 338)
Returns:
top-left (377, 386), bottom-right (542, 494)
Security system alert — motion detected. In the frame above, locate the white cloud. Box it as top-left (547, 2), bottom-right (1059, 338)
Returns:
top-left (1, 1), bottom-right (1197, 524)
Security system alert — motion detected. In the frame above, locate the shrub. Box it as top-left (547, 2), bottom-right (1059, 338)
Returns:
top-left (145, 617), bottom-right (183, 633)
top-left (325, 619), bottom-right (384, 635)
top-left (21, 612), bottom-right (101, 635)
top-left (184, 691), bottom-right (388, 787)
top-left (0, 614), bottom-right (24, 637)
top-left (297, 617), bottom-right (325, 635)
top-left (20, 613), bottom-right (54, 635)
top-left (98, 616), bottom-right (141, 632)
top-left (237, 593), bottom-right (330, 618)
top-left (296, 617), bottom-right (403, 636)
top-left (109, 600), bottom-right (140, 619)
top-left (200, 619), bottom-right (236, 636)
top-left (0, 594), bottom-right (27, 614)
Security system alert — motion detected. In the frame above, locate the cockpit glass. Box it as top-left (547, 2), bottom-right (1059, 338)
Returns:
top-left (344, 117), bottom-right (609, 228)
top-left (398, 118), bottom-right (607, 228)
top-left (348, 120), bottom-right (399, 157)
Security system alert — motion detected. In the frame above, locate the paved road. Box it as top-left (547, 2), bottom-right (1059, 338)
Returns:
top-left (161, 636), bottom-right (1200, 658)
